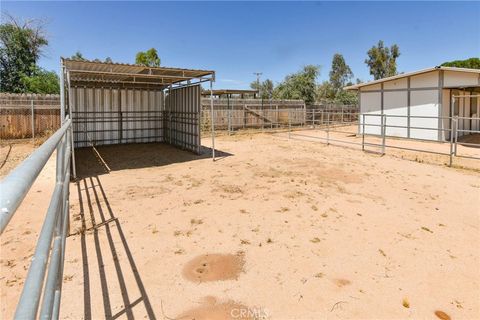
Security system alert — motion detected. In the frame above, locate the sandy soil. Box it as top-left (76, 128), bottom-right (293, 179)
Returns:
top-left (1, 131), bottom-right (479, 319)
top-left (0, 141), bottom-right (36, 177)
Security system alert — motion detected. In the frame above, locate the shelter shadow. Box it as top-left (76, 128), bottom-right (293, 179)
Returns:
top-left (74, 143), bottom-right (232, 178)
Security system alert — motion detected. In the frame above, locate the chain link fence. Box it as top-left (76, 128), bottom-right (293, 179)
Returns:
top-left (0, 93), bottom-right (60, 140)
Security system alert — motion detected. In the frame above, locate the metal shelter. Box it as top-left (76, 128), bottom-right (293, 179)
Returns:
top-left (60, 58), bottom-right (216, 173)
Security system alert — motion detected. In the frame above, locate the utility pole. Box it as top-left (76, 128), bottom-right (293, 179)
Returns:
top-left (254, 72), bottom-right (264, 129)
top-left (253, 72), bottom-right (262, 98)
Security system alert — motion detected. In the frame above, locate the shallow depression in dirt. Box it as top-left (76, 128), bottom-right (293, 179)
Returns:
top-left (182, 253), bottom-right (245, 282)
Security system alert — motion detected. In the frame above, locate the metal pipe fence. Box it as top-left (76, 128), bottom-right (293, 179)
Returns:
top-left (0, 116), bottom-right (73, 319)
top-left (286, 109), bottom-right (480, 166)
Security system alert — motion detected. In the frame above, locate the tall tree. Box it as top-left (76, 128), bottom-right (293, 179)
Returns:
top-left (273, 65), bottom-right (320, 104)
top-left (329, 53), bottom-right (353, 94)
top-left (441, 58), bottom-right (480, 69)
top-left (365, 40), bottom-right (400, 80)
top-left (135, 48), bottom-right (160, 67)
top-left (0, 14), bottom-right (48, 92)
top-left (250, 79), bottom-right (274, 99)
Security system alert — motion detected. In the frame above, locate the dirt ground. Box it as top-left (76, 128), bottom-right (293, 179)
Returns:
top-left (1, 130), bottom-right (479, 319)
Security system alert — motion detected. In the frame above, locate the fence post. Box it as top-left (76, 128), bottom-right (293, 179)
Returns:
top-left (362, 114), bottom-right (365, 151)
top-left (326, 112), bottom-right (330, 145)
top-left (227, 95), bottom-right (231, 135)
top-left (454, 116), bottom-right (458, 156)
top-left (381, 114), bottom-right (386, 155)
top-left (312, 109), bottom-right (315, 128)
top-left (449, 116), bottom-right (455, 167)
top-left (288, 111), bottom-right (291, 139)
top-left (31, 100), bottom-right (35, 142)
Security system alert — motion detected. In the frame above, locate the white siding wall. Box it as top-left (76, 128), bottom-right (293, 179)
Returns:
top-left (410, 90), bottom-right (439, 140)
top-left (360, 91), bottom-right (381, 135)
top-left (410, 71), bottom-right (438, 88)
top-left (444, 71), bottom-right (479, 87)
top-left (357, 70), bottom-right (480, 141)
top-left (384, 91), bottom-right (408, 137)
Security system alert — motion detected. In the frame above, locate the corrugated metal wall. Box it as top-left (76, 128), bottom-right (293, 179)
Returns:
top-left (71, 84), bottom-right (201, 153)
top-left (71, 87), bottom-right (164, 148)
top-left (165, 85), bottom-right (201, 154)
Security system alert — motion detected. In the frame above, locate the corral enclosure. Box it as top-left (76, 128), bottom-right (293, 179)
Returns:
top-left (2, 130), bottom-right (479, 319)
top-left (201, 98), bottom-right (307, 130)
top-left (63, 59), bottom-right (213, 155)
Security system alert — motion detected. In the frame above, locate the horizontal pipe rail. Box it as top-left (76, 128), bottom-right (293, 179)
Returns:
top-left (0, 118), bottom-right (71, 234)
top-left (1, 116), bottom-right (72, 319)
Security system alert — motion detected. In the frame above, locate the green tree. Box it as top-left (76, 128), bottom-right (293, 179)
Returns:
top-left (21, 67), bottom-right (59, 94)
top-left (135, 48), bottom-right (160, 67)
top-left (316, 80), bottom-right (358, 105)
top-left (329, 53), bottom-right (353, 95)
top-left (316, 81), bottom-right (335, 102)
top-left (250, 79), bottom-right (274, 99)
top-left (365, 40), bottom-right (400, 80)
top-left (441, 58), bottom-right (480, 69)
top-left (0, 15), bottom-right (48, 92)
top-left (273, 65), bottom-right (320, 104)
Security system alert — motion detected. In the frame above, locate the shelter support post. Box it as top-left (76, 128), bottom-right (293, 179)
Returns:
top-left (66, 71), bottom-right (76, 179)
top-left (210, 81), bottom-right (215, 161)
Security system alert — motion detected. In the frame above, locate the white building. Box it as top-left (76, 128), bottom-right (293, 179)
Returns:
top-left (345, 67), bottom-right (480, 141)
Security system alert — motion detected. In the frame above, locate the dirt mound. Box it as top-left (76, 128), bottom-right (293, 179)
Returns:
top-left (176, 296), bottom-right (259, 320)
top-left (182, 253), bottom-right (245, 282)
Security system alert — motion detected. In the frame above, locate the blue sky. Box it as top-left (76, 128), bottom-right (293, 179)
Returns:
top-left (2, 1), bottom-right (479, 88)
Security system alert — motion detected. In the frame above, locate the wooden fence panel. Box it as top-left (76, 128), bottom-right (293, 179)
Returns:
top-left (0, 93), bottom-right (60, 139)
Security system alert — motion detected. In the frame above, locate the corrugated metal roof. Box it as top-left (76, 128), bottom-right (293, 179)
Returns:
top-left (62, 58), bottom-right (215, 87)
top-left (344, 66), bottom-right (480, 90)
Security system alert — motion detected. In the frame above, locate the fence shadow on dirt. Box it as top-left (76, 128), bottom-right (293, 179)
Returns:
top-left (74, 143), bottom-right (232, 178)
top-left (74, 175), bottom-right (157, 319)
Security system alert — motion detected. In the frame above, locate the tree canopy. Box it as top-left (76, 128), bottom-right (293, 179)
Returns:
top-left (441, 58), bottom-right (480, 69)
top-left (135, 48), bottom-right (161, 67)
top-left (329, 53), bottom-right (353, 94)
top-left (21, 66), bottom-right (59, 94)
top-left (250, 79), bottom-right (274, 99)
top-left (315, 54), bottom-right (357, 105)
top-left (273, 65), bottom-right (320, 104)
top-left (0, 15), bottom-right (51, 93)
top-left (365, 40), bottom-right (400, 80)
